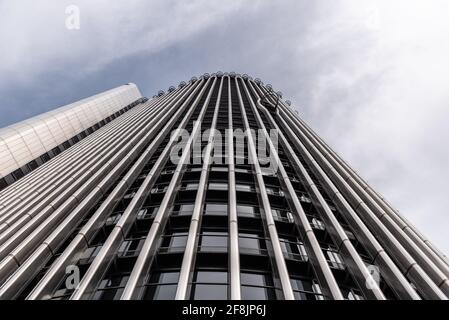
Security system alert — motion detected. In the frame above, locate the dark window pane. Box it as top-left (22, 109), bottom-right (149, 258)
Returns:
top-left (200, 232), bottom-right (228, 248)
top-left (192, 284), bottom-right (227, 300)
top-left (194, 271), bottom-right (228, 284)
top-left (238, 236), bottom-right (265, 254)
top-left (0, 178), bottom-right (7, 189)
top-left (290, 278), bottom-right (313, 292)
top-left (145, 284), bottom-right (177, 300)
top-left (241, 286), bottom-right (275, 300)
top-left (93, 287), bottom-right (124, 300)
top-left (208, 183), bottom-right (228, 191)
top-left (12, 168), bottom-right (24, 180)
top-left (204, 203), bottom-right (227, 215)
top-left (27, 160), bottom-right (38, 170)
top-left (98, 275), bottom-right (129, 289)
top-left (148, 272), bottom-right (180, 284)
top-left (241, 273), bottom-right (273, 287)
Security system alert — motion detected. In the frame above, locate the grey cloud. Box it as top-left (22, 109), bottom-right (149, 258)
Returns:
top-left (0, 0), bottom-right (448, 254)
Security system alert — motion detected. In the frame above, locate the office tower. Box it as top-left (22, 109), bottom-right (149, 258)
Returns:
top-left (0, 73), bottom-right (447, 300)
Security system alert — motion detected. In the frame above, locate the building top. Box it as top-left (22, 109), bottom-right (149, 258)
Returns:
top-left (0, 83), bottom-right (142, 179)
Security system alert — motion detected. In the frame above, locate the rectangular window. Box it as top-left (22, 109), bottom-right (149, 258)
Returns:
top-left (272, 209), bottom-right (294, 223)
top-left (241, 273), bottom-right (273, 287)
top-left (144, 284), bottom-right (177, 300)
top-left (325, 247), bottom-right (345, 270)
top-left (211, 166), bottom-right (228, 172)
top-left (240, 272), bottom-right (276, 300)
top-left (0, 178), bottom-right (7, 189)
top-left (124, 191), bottom-right (136, 199)
top-left (311, 217), bottom-right (325, 230)
top-left (173, 204), bottom-right (194, 216)
top-left (204, 203), bottom-right (227, 215)
top-left (118, 238), bottom-right (145, 257)
top-left (194, 271), bottom-right (228, 284)
top-left (208, 182), bottom-right (228, 191)
top-left (184, 183), bottom-right (199, 190)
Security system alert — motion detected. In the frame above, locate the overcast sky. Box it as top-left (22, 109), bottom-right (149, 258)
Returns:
top-left (0, 0), bottom-right (448, 254)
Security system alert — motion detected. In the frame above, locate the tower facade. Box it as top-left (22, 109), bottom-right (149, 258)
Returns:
top-left (0, 73), bottom-right (447, 300)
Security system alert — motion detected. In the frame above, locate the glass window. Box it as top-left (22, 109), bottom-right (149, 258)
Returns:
top-left (185, 183), bottom-right (199, 190)
top-left (79, 245), bottom-right (102, 263)
top-left (145, 284), bottom-right (177, 300)
top-left (311, 217), bottom-right (325, 230)
top-left (211, 166), bottom-right (228, 172)
top-left (272, 209), bottom-right (294, 223)
top-left (118, 238), bottom-right (145, 257)
top-left (0, 178), bottom-right (7, 189)
top-left (93, 287), bottom-right (124, 300)
top-left (199, 232), bottom-right (228, 252)
top-left (299, 194), bottom-right (312, 203)
top-left (161, 233), bottom-right (188, 252)
top-left (241, 286), bottom-right (275, 300)
top-left (237, 205), bottom-right (259, 217)
top-left (124, 191), bottom-right (136, 199)
top-left (98, 275), bottom-right (129, 289)
top-left (191, 284), bottom-right (228, 300)
top-left (290, 277), bottom-right (313, 293)
top-left (204, 203), bottom-right (227, 215)
top-left (194, 271), bottom-right (228, 284)
top-left (344, 288), bottom-right (364, 300)
top-left (325, 247), bottom-right (345, 269)
top-left (106, 212), bottom-right (122, 226)
top-left (137, 206), bottom-right (159, 219)
top-left (151, 185), bottom-right (168, 194)
top-left (208, 182), bottom-right (228, 191)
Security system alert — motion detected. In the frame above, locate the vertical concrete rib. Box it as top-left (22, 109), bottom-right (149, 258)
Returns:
top-left (175, 77), bottom-right (224, 299)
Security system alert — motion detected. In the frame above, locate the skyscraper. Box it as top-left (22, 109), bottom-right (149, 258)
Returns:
top-left (0, 73), bottom-right (447, 300)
